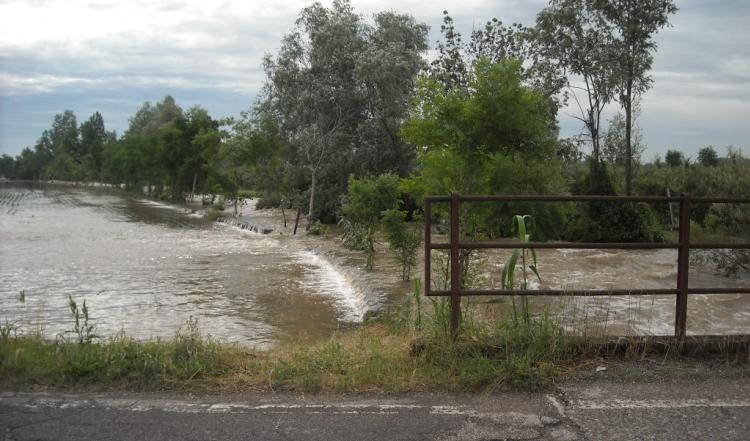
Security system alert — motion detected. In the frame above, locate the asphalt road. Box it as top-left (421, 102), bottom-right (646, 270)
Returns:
top-left (2, 378), bottom-right (749, 440)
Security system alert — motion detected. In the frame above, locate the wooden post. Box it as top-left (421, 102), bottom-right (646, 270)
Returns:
top-left (424, 199), bottom-right (432, 297)
top-left (450, 192), bottom-right (461, 340)
top-left (675, 194), bottom-right (691, 338)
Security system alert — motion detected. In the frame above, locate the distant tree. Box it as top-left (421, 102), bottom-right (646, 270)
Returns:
top-left (50, 110), bottom-right (80, 161)
top-left (602, 111), bottom-right (646, 167)
top-left (79, 112), bottom-right (109, 180)
top-left (697, 146), bottom-right (719, 167)
top-left (0, 154), bottom-right (15, 178)
top-left (664, 149), bottom-right (684, 167)
top-left (598, 0), bottom-right (677, 194)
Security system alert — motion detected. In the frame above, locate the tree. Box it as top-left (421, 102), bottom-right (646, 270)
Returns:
top-left (697, 146), bottom-right (719, 167)
top-left (598, 0), bottom-right (677, 194)
top-left (50, 110), bottom-right (80, 161)
top-left (431, 11), bottom-right (565, 106)
top-left (261, 0), bottom-right (427, 223)
top-left (79, 112), bottom-right (109, 180)
top-left (403, 59), bottom-right (567, 239)
top-left (664, 149), bottom-right (684, 167)
top-left (536, 0), bottom-right (617, 163)
top-left (0, 154), bottom-right (15, 178)
top-left (602, 111), bottom-right (646, 167)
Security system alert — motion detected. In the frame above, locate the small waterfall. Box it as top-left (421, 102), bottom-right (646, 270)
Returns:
top-left (296, 250), bottom-right (368, 322)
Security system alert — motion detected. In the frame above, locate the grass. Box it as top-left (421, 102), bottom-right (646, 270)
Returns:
top-left (3, 268), bottom-right (748, 393)
top-left (1, 306), bottom-right (747, 393)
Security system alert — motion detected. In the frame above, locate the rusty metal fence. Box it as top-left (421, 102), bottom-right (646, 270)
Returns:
top-left (424, 193), bottom-right (750, 339)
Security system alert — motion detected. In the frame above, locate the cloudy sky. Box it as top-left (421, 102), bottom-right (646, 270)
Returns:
top-left (1, 0), bottom-right (748, 159)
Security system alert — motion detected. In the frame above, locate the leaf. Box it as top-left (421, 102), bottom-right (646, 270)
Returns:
top-left (502, 249), bottom-right (521, 290)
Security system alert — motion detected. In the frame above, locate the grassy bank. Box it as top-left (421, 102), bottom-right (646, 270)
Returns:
top-left (2, 288), bottom-right (747, 393)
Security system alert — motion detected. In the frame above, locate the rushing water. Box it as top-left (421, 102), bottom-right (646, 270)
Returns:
top-left (2, 183), bottom-right (748, 344)
top-left (461, 243), bottom-right (750, 335)
top-left (0, 183), bottom-right (372, 348)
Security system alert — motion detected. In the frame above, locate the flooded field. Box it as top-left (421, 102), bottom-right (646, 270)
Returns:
top-left (0, 183), bottom-right (377, 348)
top-left (1, 183), bottom-right (748, 346)
top-left (436, 242), bottom-right (750, 336)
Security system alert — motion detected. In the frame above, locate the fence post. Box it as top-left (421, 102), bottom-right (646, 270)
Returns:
top-left (450, 192), bottom-right (461, 340)
top-left (675, 194), bottom-right (691, 338)
top-left (424, 199), bottom-right (432, 297)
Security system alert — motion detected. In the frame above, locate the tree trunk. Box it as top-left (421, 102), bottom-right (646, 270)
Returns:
top-left (293, 208), bottom-right (301, 235)
top-left (624, 79), bottom-right (633, 195)
top-left (191, 171), bottom-right (198, 201)
top-left (307, 169), bottom-right (317, 230)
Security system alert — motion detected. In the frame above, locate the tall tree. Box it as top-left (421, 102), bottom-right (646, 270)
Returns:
top-left (79, 111), bottom-right (109, 180)
top-left (598, 0), bottom-right (677, 194)
top-left (261, 0), bottom-right (427, 223)
top-left (536, 0), bottom-right (617, 163)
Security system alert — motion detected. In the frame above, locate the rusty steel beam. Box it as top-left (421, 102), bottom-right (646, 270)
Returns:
top-left (429, 242), bottom-right (679, 250)
top-left (427, 288), bottom-right (680, 297)
top-left (449, 192), bottom-right (461, 340)
top-left (675, 195), bottom-right (692, 339)
top-left (424, 199), bottom-right (432, 297)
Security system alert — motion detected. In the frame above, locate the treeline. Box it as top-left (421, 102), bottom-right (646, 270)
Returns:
top-left (0, 97), bottom-right (228, 202)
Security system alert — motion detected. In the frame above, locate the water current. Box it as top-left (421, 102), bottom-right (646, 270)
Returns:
top-left (0, 183), bottom-right (371, 348)
top-left (1, 183), bottom-right (748, 345)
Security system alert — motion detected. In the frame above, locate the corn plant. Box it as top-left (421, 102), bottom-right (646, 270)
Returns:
top-left (500, 215), bottom-right (541, 326)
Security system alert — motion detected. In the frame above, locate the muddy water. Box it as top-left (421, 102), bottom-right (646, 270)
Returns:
top-left (464, 244), bottom-right (750, 335)
top-left (0, 183), bottom-right (375, 348)
top-left (2, 183), bottom-right (747, 344)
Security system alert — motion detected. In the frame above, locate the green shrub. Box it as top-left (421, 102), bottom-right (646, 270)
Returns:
top-left (382, 209), bottom-right (422, 280)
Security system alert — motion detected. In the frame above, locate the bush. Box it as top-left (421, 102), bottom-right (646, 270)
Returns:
top-left (567, 161), bottom-right (662, 242)
top-left (339, 174), bottom-right (401, 270)
top-left (255, 193), bottom-right (281, 209)
top-left (382, 209), bottom-right (422, 280)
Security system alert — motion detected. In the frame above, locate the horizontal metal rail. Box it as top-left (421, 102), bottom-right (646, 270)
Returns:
top-left (424, 193), bottom-right (750, 340)
top-left (427, 288), bottom-right (750, 297)
top-left (425, 194), bottom-right (750, 204)
top-left (429, 242), bottom-right (750, 250)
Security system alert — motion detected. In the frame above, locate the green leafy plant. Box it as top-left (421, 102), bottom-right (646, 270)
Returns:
top-left (500, 215), bottom-right (541, 325)
top-left (382, 209), bottom-right (422, 280)
top-left (338, 174), bottom-right (400, 270)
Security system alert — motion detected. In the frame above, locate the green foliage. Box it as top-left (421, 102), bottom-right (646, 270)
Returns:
top-left (261, 0), bottom-right (428, 222)
top-left (339, 173), bottom-right (401, 269)
top-left (664, 149), bottom-right (685, 167)
top-left (403, 58), bottom-right (567, 242)
top-left (500, 215), bottom-right (541, 325)
top-left (697, 146), bottom-right (719, 167)
top-left (381, 209), bottom-right (422, 280)
top-left (567, 161), bottom-right (662, 242)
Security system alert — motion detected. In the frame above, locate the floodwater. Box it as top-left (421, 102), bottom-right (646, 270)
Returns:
top-left (0, 183), bottom-right (374, 348)
top-left (456, 243), bottom-right (750, 335)
top-left (2, 183), bottom-right (748, 344)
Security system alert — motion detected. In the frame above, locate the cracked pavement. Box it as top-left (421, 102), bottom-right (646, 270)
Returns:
top-left (1, 378), bottom-right (749, 440)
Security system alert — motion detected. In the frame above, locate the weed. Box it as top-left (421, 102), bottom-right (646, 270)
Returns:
top-left (66, 295), bottom-right (97, 344)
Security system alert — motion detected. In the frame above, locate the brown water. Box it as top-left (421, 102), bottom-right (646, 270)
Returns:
top-left (456, 244), bottom-right (750, 336)
top-left (2, 183), bottom-right (747, 344)
top-left (0, 183), bottom-right (375, 348)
